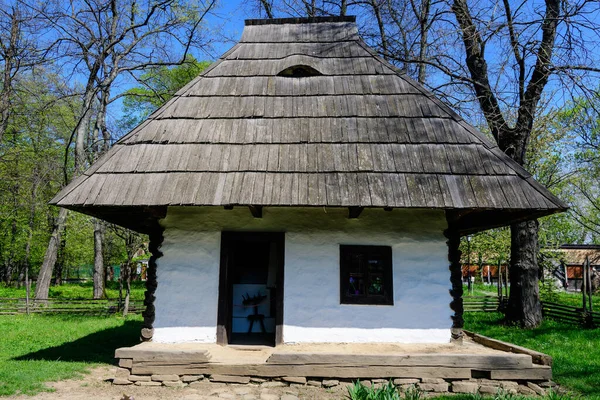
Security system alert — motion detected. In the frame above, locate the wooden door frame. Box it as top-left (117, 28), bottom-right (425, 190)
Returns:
top-left (216, 231), bottom-right (285, 346)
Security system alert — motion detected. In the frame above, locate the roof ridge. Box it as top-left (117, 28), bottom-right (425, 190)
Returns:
top-left (245, 16), bottom-right (356, 26)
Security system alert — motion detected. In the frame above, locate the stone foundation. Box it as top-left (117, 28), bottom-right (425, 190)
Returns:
top-left (112, 366), bottom-right (556, 396)
top-left (113, 336), bottom-right (555, 397)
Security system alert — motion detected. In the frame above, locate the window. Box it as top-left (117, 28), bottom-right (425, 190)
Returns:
top-left (340, 245), bottom-right (393, 305)
top-left (277, 65), bottom-right (322, 77)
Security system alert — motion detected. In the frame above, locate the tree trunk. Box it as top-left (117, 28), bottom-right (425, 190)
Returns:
top-left (340, 0), bottom-right (347, 16)
top-left (123, 262), bottom-right (131, 317)
top-left (34, 207), bottom-right (68, 300)
top-left (4, 218), bottom-right (17, 284)
top-left (506, 219), bottom-right (542, 327)
top-left (259, 0), bottom-right (274, 18)
top-left (118, 272), bottom-right (123, 313)
top-left (93, 219), bottom-right (105, 299)
top-left (0, 9), bottom-right (20, 144)
top-left (54, 231), bottom-right (67, 286)
top-left (370, 0), bottom-right (389, 60)
top-left (22, 170), bottom-right (39, 288)
top-left (417, 0), bottom-right (431, 84)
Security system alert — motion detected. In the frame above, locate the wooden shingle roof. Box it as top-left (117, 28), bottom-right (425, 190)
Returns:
top-left (558, 245), bottom-right (600, 267)
top-left (51, 16), bottom-right (567, 234)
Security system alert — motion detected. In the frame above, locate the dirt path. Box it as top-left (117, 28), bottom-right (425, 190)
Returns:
top-left (6, 366), bottom-right (347, 400)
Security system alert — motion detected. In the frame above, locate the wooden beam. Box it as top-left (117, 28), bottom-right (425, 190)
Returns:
top-left (446, 209), bottom-right (562, 237)
top-left (131, 364), bottom-right (472, 379)
top-left (266, 353), bottom-right (532, 369)
top-left (249, 206), bottom-right (263, 218)
top-left (115, 347), bottom-right (211, 362)
top-left (348, 207), bottom-right (364, 219)
top-left (464, 331), bottom-right (552, 366)
top-left (141, 225), bottom-right (164, 342)
top-left (490, 366), bottom-right (552, 380)
top-left (445, 226), bottom-right (464, 344)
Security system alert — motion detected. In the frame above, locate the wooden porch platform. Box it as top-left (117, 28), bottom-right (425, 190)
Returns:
top-left (115, 337), bottom-right (552, 381)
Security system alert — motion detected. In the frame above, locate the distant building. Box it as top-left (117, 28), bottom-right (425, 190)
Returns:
top-left (556, 244), bottom-right (600, 291)
top-left (461, 264), bottom-right (506, 284)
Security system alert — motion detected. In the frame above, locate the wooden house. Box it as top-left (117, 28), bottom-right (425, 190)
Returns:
top-left (50, 17), bottom-right (564, 386)
top-left (462, 264), bottom-right (504, 284)
top-left (556, 245), bottom-right (600, 291)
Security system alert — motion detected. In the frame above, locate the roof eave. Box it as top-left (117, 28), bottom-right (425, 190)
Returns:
top-left (50, 203), bottom-right (566, 236)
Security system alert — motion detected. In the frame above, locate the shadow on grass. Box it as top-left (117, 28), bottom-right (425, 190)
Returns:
top-left (14, 319), bottom-right (142, 364)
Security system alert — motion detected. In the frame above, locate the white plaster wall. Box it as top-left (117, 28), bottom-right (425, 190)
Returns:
top-left (152, 229), bottom-right (220, 343)
top-left (153, 207), bottom-right (451, 344)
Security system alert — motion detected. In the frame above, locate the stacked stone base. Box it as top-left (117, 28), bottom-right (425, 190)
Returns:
top-left (113, 367), bottom-right (556, 396)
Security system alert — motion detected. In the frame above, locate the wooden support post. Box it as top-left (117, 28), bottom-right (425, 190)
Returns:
top-left (348, 207), bottom-right (364, 219)
top-left (141, 224), bottom-right (164, 342)
top-left (249, 205), bottom-right (263, 218)
top-left (445, 226), bottom-right (464, 344)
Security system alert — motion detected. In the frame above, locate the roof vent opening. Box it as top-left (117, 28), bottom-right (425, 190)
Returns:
top-left (277, 65), bottom-right (322, 78)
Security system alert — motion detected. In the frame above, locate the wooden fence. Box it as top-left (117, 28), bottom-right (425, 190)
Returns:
top-left (0, 298), bottom-right (145, 315)
top-left (464, 296), bottom-right (600, 328)
top-left (2, 295), bottom-right (598, 327)
top-left (542, 301), bottom-right (600, 327)
top-left (463, 296), bottom-right (506, 312)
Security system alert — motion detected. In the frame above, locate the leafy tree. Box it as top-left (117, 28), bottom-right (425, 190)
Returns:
top-left (0, 70), bottom-right (78, 285)
top-left (555, 98), bottom-right (600, 243)
top-left (29, 0), bottom-right (218, 300)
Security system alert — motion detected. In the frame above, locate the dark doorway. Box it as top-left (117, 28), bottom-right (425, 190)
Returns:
top-left (217, 232), bottom-right (284, 346)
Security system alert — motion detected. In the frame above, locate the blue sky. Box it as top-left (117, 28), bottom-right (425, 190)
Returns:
top-left (201, 1), bottom-right (261, 58)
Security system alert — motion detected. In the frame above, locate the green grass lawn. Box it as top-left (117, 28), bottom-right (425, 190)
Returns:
top-left (0, 281), bottom-right (146, 300)
top-left (465, 312), bottom-right (600, 399)
top-left (463, 283), bottom-right (502, 297)
top-left (550, 291), bottom-right (600, 308)
top-left (0, 310), bottom-right (598, 398)
top-left (0, 314), bottom-right (142, 396)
